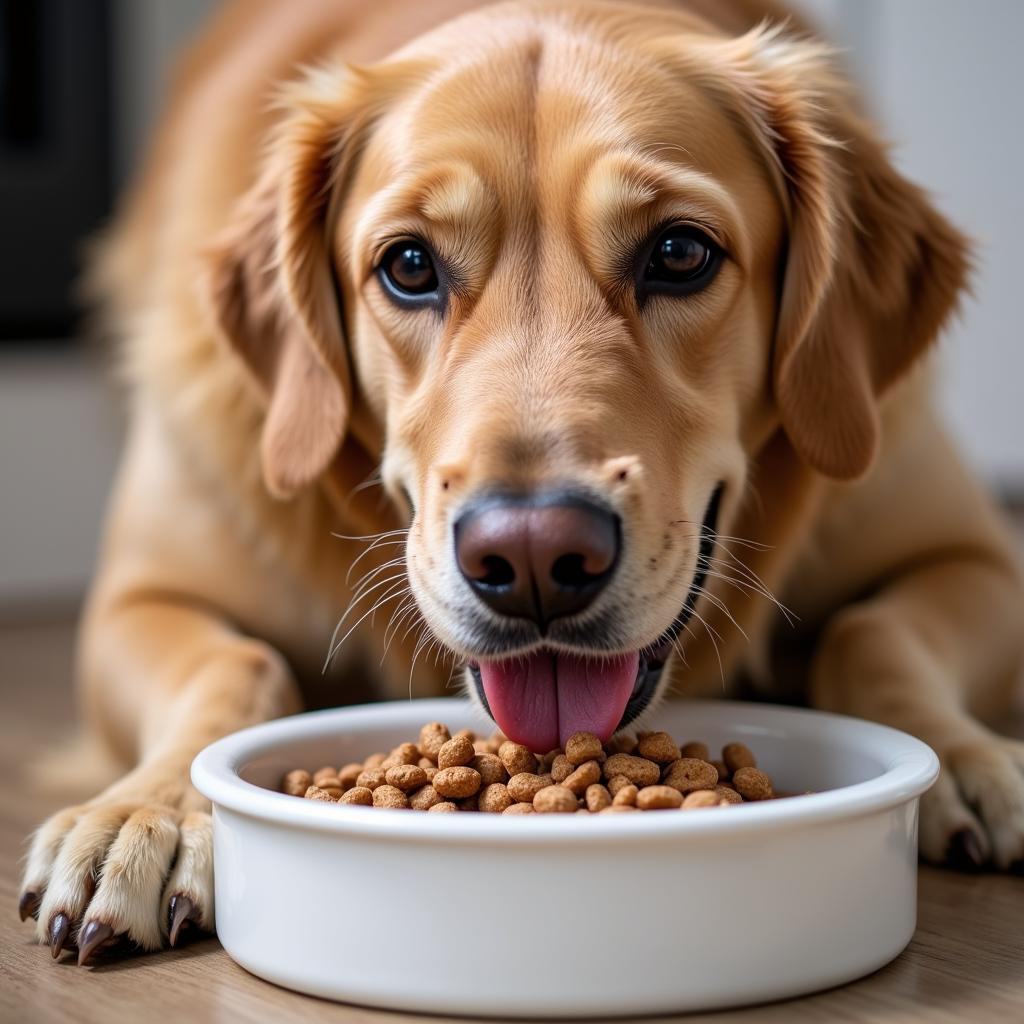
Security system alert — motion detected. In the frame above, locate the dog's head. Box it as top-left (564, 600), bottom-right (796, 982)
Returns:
top-left (206, 2), bottom-right (967, 751)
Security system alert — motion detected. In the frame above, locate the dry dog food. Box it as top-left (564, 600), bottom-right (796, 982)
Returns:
top-left (279, 724), bottom-right (786, 814)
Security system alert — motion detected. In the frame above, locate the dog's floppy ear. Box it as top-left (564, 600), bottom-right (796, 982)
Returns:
top-left (204, 69), bottom-right (365, 499)
top-left (724, 26), bottom-right (971, 479)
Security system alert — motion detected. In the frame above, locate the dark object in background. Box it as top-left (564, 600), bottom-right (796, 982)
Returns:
top-left (0, 0), bottom-right (111, 341)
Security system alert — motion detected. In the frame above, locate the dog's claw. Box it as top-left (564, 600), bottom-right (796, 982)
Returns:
top-left (48, 912), bottom-right (71, 959)
top-left (18, 890), bottom-right (39, 922)
top-left (77, 921), bottom-right (114, 967)
top-left (947, 828), bottom-right (986, 870)
top-left (168, 894), bottom-right (195, 947)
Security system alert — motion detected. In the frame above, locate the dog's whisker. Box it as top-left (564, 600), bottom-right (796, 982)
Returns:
top-left (370, 584), bottom-right (410, 630)
top-left (381, 597), bottom-right (419, 665)
top-left (324, 579), bottom-right (409, 671)
top-left (700, 562), bottom-right (787, 613)
top-left (669, 520), bottom-right (773, 552)
top-left (671, 526), bottom-right (795, 625)
top-left (345, 539), bottom-right (407, 588)
top-left (408, 625), bottom-right (439, 697)
top-left (349, 556), bottom-right (408, 597)
top-left (330, 571), bottom-right (410, 643)
top-left (692, 584), bottom-right (749, 642)
top-left (702, 553), bottom-right (797, 625)
top-left (688, 606), bottom-right (726, 685)
top-left (385, 601), bottom-right (421, 656)
top-left (346, 467), bottom-right (384, 500)
top-left (331, 527), bottom-right (409, 543)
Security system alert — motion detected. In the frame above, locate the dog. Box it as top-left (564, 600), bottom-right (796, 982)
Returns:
top-left (19, 0), bottom-right (1024, 965)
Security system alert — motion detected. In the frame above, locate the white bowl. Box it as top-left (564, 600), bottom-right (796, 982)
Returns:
top-left (191, 698), bottom-right (938, 1018)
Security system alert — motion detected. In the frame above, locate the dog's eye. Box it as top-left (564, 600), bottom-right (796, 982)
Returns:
top-left (378, 240), bottom-right (439, 302)
top-left (640, 225), bottom-right (722, 296)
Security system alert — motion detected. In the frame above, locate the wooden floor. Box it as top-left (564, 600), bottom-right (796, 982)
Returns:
top-left (2, 615), bottom-right (1022, 1024)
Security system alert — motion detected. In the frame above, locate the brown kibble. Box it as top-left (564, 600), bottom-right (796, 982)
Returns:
top-left (683, 789), bottom-right (725, 809)
top-left (636, 785), bottom-right (683, 810)
top-left (562, 760), bottom-right (601, 795)
top-left (606, 774), bottom-right (633, 797)
top-left (733, 766), bottom-right (773, 801)
top-left (680, 741), bottom-right (710, 761)
top-left (604, 734), bottom-right (638, 755)
top-left (541, 749), bottom-right (561, 770)
top-left (662, 758), bottom-right (718, 794)
top-left (478, 783), bottom-right (513, 813)
top-left (507, 772), bottom-right (553, 803)
top-left (418, 722), bottom-right (450, 761)
top-left (533, 785), bottom-right (578, 813)
top-left (470, 753), bottom-right (508, 786)
top-left (338, 763), bottom-right (363, 790)
top-left (339, 786), bottom-right (373, 806)
top-left (428, 801), bottom-right (459, 813)
top-left (433, 766), bottom-right (482, 798)
top-left (385, 764), bottom-right (428, 792)
top-left (437, 734), bottom-right (475, 769)
top-left (278, 724), bottom-right (777, 818)
top-left (409, 784), bottom-right (442, 811)
top-left (282, 769), bottom-right (312, 796)
top-left (713, 785), bottom-right (743, 805)
top-left (637, 732), bottom-right (681, 764)
top-left (356, 768), bottom-right (387, 791)
top-left (612, 784), bottom-right (639, 807)
top-left (372, 784), bottom-right (410, 809)
top-left (603, 753), bottom-right (660, 787)
top-left (723, 742), bottom-right (757, 774)
top-left (565, 731), bottom-right (604, 765)
top-left (499, 741), bottom-right (538, 776)
top-left (550, 754), bottom-right (574, 782)
top-left (395, 741), bottom-right (419, 765)
top-left (503, 802), bottom-right (535, 815)
top-left (304, 784), bottom-right (336, 802)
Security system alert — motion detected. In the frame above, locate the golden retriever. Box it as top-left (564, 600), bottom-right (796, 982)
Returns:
top-left (19, 0), bottom-right (1024, 965)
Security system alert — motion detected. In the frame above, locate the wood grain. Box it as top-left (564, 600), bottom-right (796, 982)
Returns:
top-left (2, 615), bottom-right (1022, 1024)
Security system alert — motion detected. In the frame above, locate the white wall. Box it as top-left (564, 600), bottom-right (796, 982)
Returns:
top-left (0, 351), bottom-right (122, 604)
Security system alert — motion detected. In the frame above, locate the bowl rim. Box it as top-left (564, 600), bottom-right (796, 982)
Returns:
top-left (191, 698), bottom-right (938, 845)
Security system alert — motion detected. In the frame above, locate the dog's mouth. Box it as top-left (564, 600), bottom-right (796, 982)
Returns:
top-left (467, 485), bottom-right (722, 752)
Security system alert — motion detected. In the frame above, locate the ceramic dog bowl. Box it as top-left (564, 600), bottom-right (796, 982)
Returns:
top-left (191, 698), bottom-right (938, 1017)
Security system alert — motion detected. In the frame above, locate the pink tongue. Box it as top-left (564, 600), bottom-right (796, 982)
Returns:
top-left (478, 650), bottom-right (640, 753)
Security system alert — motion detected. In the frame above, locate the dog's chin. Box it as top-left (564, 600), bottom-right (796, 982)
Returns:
top-left (458, 484), bottom-right (723, 752)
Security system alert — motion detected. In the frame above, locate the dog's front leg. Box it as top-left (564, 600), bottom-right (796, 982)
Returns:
top-left (19, 597), bottom-right (301, 962)
top-left (809, 554), bottom-right (1024, 870)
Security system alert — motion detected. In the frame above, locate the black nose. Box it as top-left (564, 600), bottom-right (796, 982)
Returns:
top-left (454, 491), bottom-right (620, 626)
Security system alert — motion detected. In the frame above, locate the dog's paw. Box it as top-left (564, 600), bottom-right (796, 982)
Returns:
top-left (919, 736), bottom-right (1024, 872)
top-left (19, 800), bottom-right (214, 964)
